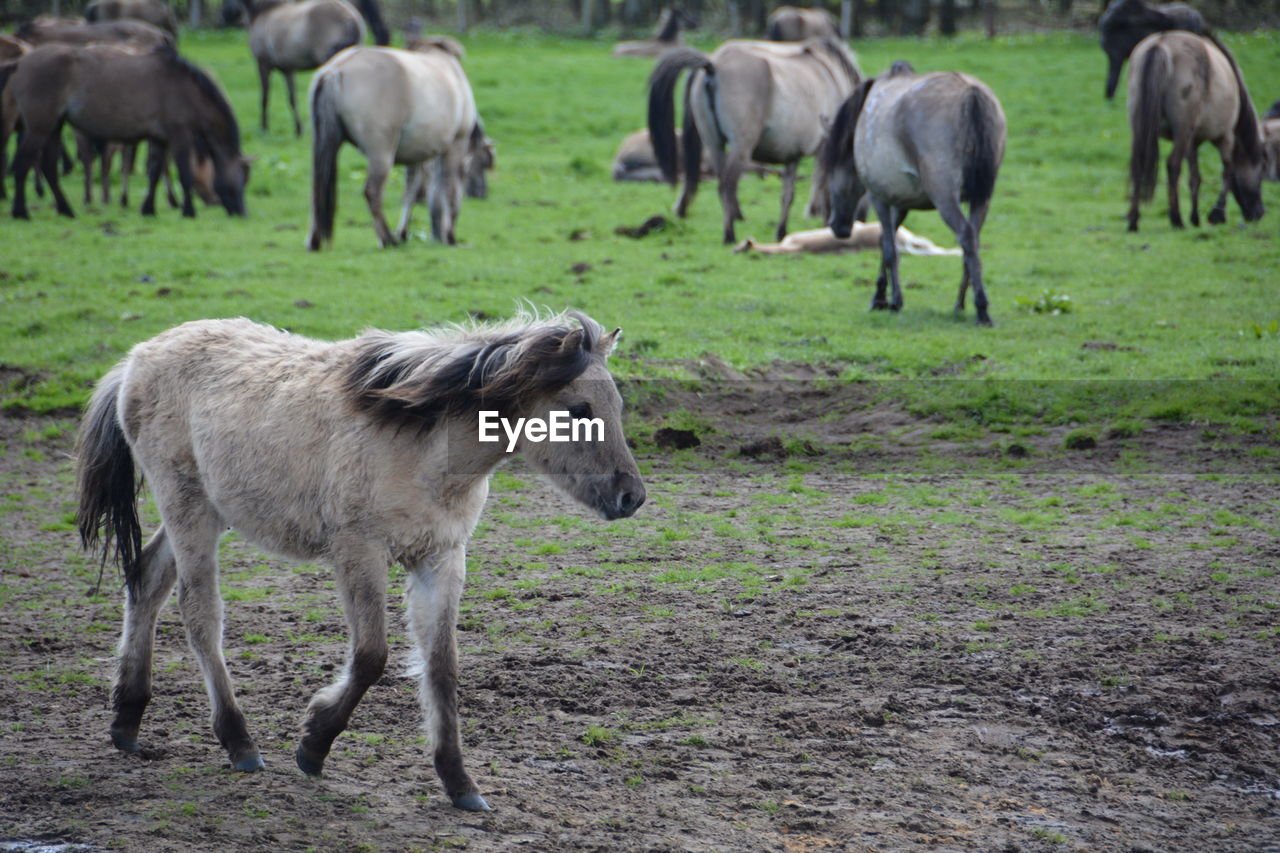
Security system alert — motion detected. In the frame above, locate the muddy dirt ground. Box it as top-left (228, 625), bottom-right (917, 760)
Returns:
top-left (1, 386), bottom-right (1278, 853)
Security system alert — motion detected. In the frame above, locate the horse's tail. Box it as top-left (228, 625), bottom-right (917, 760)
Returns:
top-left (648, 47), bottom-right (713, 186)
top-left (1129, 43), bottom-right (1168, 203)
top-left (308, 71), bottom-right (345, 248)
top-left (75, 363), bottom-right (144, 596)
top-left (959, 85), bottom-right (1002, 213)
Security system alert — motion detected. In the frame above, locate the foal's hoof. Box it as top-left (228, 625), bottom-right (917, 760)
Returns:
top-left (450, 792), bottom-right (492, 812)
top-left (1207, 208), bottom-right (1226, 225)
top-left (295, 745), bottom-right (326, 777)
top-left (232, 753), bottom-right (265, 773)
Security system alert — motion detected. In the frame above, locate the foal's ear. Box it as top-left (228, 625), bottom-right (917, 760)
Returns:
top-left (600, 327), bottom-right (622, 356)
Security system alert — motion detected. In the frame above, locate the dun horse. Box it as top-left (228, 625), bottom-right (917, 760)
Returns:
top-left (2, 43), bottom-right (249, 219)
top-left (223, 0), bottom-right (366, 135)
top-left (1126, 31), bottom-right (1265, 231)
top-left (766, 6), bottom-right (838, 41)
top-left (820, 61), bottom-right (1006, 325)
top-left (75, 312), bottom-right (644, 812)
top-left (648, 37), bottom-right (861, 243)
top-left (307, 40), bottom-right (477, 249)
top-left (1098, 0), bottom-right (1206, 100)
top-left (611, 7), bottom-right (696, 58)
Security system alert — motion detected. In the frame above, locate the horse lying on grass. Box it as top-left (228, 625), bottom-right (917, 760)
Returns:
top-left (734, 223), bottom-right (961, 256)
top-left (76, 311), bottom-right (645, 811)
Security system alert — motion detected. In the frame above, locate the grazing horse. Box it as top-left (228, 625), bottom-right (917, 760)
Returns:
top-left (223, 0), bottom-right (365, 135)
top-left (1126, 32), bottom-right (1265, 231)
top-left (2, 43), bottom-right (250, 219)
top-left (307, 41), bottom-right (477, 249)
top-left (734, 222), bottom-right (961, 256)
top-left (13, 16), bottom-right (173, 47)
top-left (648, 37), bottom-right (861, 243)
top-left (820, 61), bottom-right (1006, 325)
top-left (75, 311), bottom-right (644, 812)
top-left (611, 7), bottom-right (696, 58)
top-left (1098, 0), bottom-right (1206, 100)
top-left (85, 0), bottom-right (179, 37)
top-left (766, 6), bottom-right (838, 41)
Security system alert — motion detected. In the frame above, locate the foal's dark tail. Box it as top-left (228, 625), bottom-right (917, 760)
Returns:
top-left (75, 364), bottom-right (144, 596)
top-left (959, 85), bottom-right (1002, 214)
top-left (648, 47), bottom-right (714, 188)
top-left (1129, 44), bottom-right (1169, 204)
top-left (307, 72), bottom-right (346, 250)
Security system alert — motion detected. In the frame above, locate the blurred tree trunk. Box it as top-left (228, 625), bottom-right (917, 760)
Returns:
top-left (457, 0), bottom-right (468, 32)
top-left (939, 0), bottom-right (956, 34)
top-left (984, 0), bottom-right (995, 36)
top-left (728, 0), bottom-right (741, 36)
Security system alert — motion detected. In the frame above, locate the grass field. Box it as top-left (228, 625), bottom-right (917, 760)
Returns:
top-left (1, 28), bottom-right (1278, 419)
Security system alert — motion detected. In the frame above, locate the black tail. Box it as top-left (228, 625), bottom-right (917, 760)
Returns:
top-left (959, 86), bottom-right (1002, 212)
top-left (75, 365), bottom-right (144, 596)
top-left (1129, 43), bottom-right (1167, 203)
top-left (308, 73), bottom-right (345, 249)
top-left (648, 47), bottom-right (712, 186)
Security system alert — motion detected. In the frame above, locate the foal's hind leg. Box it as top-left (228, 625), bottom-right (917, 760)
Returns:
top-left (39, 133), bottom-right (75, 218)
top-left (405, 547), bottom-right (488, 811)
top-left (111, 528), bottom-right (178, 755)
top-left (869, 199), bottom-right (905, 312)
top-left (295, 545), bottom-right (388, 777)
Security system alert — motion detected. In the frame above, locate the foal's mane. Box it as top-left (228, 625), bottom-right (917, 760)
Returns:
top-left (343, 311), bottom-right (606, 431)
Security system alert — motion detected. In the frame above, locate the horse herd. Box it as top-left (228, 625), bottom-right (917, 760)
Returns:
top-left (2, 0), bottom-right (1270, 817)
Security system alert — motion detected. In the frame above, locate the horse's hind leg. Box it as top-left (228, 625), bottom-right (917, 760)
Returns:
top-left (364, 150), bottom-right (398, 247)
top-left (1165, 131), bottom-right (1191, 229)
top-left (295, 546), bottom-right (388, 777)
top-left (774, 161), bottom-right (798, 242)
top-left (283, 71), bottom-right (302, 138)
top-left (427, 151), bottom-right (464, 244)
top-left (405, 548), bottom-right (488, 811)
top-left (39, 131), bottom-right (75, 218)
top-left (111, 527), bottom-right (178, 755)
top-left (1207, 140), bottom-right (1232, 225)
top-left (1186, 147), bottom-right (1202, 227)
top-left (937, 195), bottom-right (992, 326)
top-left (397, 165), bottom-right (426, 243)
top-left (869, 198), bottom-right (904, 312)
top-left (257, 60), bottom-right (272, 132)
top-left (139, 142), bottom-right (166, 216)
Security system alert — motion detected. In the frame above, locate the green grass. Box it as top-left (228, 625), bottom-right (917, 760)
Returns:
top-left (1, 30), bottom-right (1279, 419)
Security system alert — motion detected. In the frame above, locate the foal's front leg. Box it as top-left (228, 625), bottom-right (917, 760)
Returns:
top-left (296, 549), bottom-right (389, 776)
top-left (406, 547), bottom-right (489, 811)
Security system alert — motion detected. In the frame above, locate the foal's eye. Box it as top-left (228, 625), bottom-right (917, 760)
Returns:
top-left (567, 403), bottom-right (593, 420)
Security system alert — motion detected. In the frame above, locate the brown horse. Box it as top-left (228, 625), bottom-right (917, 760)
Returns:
top-left (0, 36), bottom-right (31, 199)
top-left (611, 7), bottom-right (696, 58)
top-left (766, 6), bottom-right (838, 41)
top-left (3, 43), bottom-right (249, 219)
top-left (648, 37), bottom-right (861, 243)
top-left (223, 0), bottom-right (366, 135)
top-left (1126, 32), bottom-right (1265, 231)
top-left (819, 61), bottom-right (1006, 325)
top-left (13, 16), bottom-right (173, 47)
top-left (85, 0), bottom-right (179, 38)
top-left (1098, 0), bottom-right (1206, 100)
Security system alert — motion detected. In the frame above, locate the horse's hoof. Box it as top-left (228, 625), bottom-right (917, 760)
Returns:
top-left (295, 745), bottom-right (325, 776)
top-left (977, 315), bottom-right (994, 327)
top-left (232, 753), bottom-right (265, 773)
top-left (451, 792), bottom-right (492, 811)
top-left (1207, 209), bottom-right (1226, 225)
top-left (111, 732), bottom-right (142, 754)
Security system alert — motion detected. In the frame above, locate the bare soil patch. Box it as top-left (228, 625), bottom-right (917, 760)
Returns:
top-left (1, 391), bottom-right (1277, 853)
